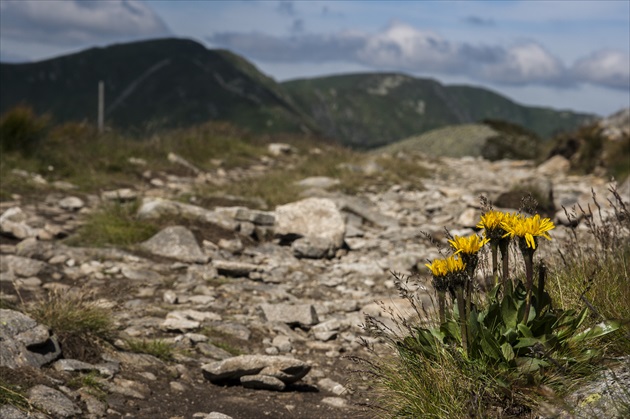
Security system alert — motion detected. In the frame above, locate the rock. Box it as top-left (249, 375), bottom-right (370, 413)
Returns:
top-left (240, 374), bottom-right (286, 391)
top-left (321, 397), bottom-right (347, 408)
top-left (335, 195), bottom-right (399, 229)
top-left (58, 196), bottom-right (84, 211)
top-left (201, 355), bottom-right (310, 385)
top-left (232, 207), bottom-right (275, 226)
top-left (311, 319), bottom-right (341, 342)
top-left (197, 342), bottom-right (233, 360)
top-left (28, 385), bottom-right (81, 418)
top-left (457, 208), bottom-right (480, 228)
top-left (0, 206), bottom-right (27, 224)
top-left (268, 143), bottom-right (293, 156)
top-left (0, 207), bottom-right (38, 240)
top-left (168, 152), bottom-right (202, 174)
top-left (0, 309), bottom-right (61, 369)
top-left (1, 255), bottom-right (47, 277)
top-left (199, 412), bottom-right (234, 419)
top-left (161, 317), bottom-right (201, 332)
top-left (137, 198), bottom-right (237, 231)
top-left (275, 197), bottom-right (346, 251)
top-left (213, 260), bottom-right (259, 277)
top-left (163, 290), bottom-right (178, 304)
top-left (167, 309), bottom-right (221, 323)
top-left (101, 188), bottom-right (138, 202)
top-left (141, 226), bottom-right (208, 263)
top-left (291, 236), bottom-right (336, 259)
top-left (108, 377), bottom-right (150, 399)
top-left (258, 303), bottom-right (319, 327)
top-left (537, 155), bottom-right (570, 176)
top-left (0, 404), bottom-right (46, 419)
top-left (296, 176), bottom-right (340, 189)
top-left (318, 378), bottom-right (347, 395)
top-left (211, 323), bottom-right (251, 341)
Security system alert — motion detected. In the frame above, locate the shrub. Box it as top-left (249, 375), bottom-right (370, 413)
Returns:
top-left (0, 106), bottom-right (50, 155)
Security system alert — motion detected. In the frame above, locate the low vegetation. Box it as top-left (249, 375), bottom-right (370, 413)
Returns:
top-left (26, 290), bottom-right (115, 361)
top-left (66, 201), bottom-right (159, 248)
top-left (359, 191), bottom-right (627, 417)
top-left (125, 338), bottom-right (174, 362)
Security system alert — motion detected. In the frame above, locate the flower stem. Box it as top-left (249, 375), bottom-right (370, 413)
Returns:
top-left (437, 290), bottom-right (446, 324)
top-left (491, 242), bottom-right (499, 286)
top-left (499, 238), bottom-right (509, 287)
top-left (537, 261), bottom-right (546, 313)
top-left (456, 287), bottom-right (468, 355)
top-left (522, 248), bottom-right (534, 323)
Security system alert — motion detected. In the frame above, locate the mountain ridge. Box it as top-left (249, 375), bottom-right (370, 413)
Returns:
top-left (1, 37), bottom-right (595, 148)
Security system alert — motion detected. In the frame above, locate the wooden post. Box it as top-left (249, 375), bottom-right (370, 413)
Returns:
top-left (98, 81), bottom-right (104, 134)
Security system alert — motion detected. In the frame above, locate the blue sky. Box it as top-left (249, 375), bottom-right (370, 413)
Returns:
top-left (1, 0), bottom-right (628, 116)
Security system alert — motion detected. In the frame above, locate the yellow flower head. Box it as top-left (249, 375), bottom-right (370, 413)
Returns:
top-left (501, 214), bottom-right (555, 249)
top-left (425, 258), bottom-right (448, 277)
top-left (444, 255), bottom-right (466, 273)
top-left (425, 256), bottom-right (466, 277)
top-left (476, 210), bottom-right (507, 231)
top-left (448, 234), bottom-right (490, 255)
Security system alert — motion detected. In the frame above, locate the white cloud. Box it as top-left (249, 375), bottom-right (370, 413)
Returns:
top-left (474, 42), bottom-right (568, 86)
top-left (572, 50), bottom-right (630, 89)
top-left (209, 21), bottom-right (571, 87)
top-left (356, 22), bottom-right (462, 72)
top-left (0, 0), bottom-right (170, 46)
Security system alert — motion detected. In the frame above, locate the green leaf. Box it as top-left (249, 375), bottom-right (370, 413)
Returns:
top-left (441, 320), bottom-right (461, 343)
top-left (568, 320), bottom-right (621, 344)
top-left (515, 357), bottom-right (549, 373)
top-left (501, 294), bottom-right (518, 330)
top-left (517, 323), bottom-right (534, 338)
top-left (514, 337), bottom-right (544, 349)
top-left (480, 328), bottom-right (502, 360)
top-left (501, 342), bottom-right (515, 362)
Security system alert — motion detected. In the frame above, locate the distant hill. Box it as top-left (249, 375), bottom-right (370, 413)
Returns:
top-left (377, 123), bottom-right (499, 157)
top-left (0, 38), bottom-right (318, 134)
top-left (282, 73), bottom-right (594, 149)
top-left (377, 120), bottom-right (545, 161)
top-left (1, 38), bottom-right (594, 148)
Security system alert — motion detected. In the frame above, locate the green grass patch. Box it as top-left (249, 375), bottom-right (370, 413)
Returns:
top-left (201, 327), bottom-right (245, 356)
top-left (0, 382), bottom-right (34, 413)
top-left (27, 290), bottom-right (115, 362)
top-left (125, 338), bottom-right (174, 362)
top-left (66, 371), bottom-right (108, 401)
top-left (66, 201), bottom-right (159, 247)
top-left (547, 188), bottom-right (630, 354)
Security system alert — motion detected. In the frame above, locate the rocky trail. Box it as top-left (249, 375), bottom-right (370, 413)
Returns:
top-left (1, 145), bottom-right (628, 418)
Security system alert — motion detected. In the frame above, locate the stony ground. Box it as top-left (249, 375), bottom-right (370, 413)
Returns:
top-left (1, 146), bottom-right (628, 418)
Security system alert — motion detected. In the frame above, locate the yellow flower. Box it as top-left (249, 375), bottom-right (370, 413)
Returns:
top-left (425, 255), bottom-right (466, 276)
top-left (425, 259), bottom-right (448, 277)
top-left (501, 214), bottom-right (555, 249)
top-left (476, 210), bottom-right (507, 231)
top-left (445, 255), bottom-right (466, 273)
top-left (448, 234), bottom-right (490, 255)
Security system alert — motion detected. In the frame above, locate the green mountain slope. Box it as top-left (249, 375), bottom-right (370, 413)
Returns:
top-left (0, 38), bottom-right (318, 134)
top-left (282, 73), bottom-right (594, 149)
top-left (1, 38), bottom-right (594, 149)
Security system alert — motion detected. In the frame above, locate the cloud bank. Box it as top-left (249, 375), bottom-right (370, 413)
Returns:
top-left (0, 0), bottom-right (170, 46)
top-left (207, 21), bottom-right (629, 91)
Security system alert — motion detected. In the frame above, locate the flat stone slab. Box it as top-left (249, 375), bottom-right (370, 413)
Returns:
top-left (201, 355), bottom-right (311, 385)
top-left (258, 303), bottom-right (319, 327)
